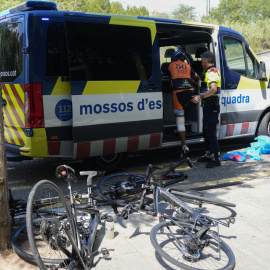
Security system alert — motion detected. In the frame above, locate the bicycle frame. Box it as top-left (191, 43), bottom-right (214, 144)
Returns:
top-left (58, 173), bottom-right (101, 269)
top-left (122, 182), bottom-right (232, 229)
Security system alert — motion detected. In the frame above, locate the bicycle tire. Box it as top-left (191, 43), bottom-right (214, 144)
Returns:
top-left (12, 221), bottom-right (65, 265)
top-left (26, 180), bottom-right (75, 270)
top-left (97, 172), bottom-right (146, 203)
top-left (11, 223), bottom-right (35, 263)
top-left (150, 221), bottom-right (235, 270)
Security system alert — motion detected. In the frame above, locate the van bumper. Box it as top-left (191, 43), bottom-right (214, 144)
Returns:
top-left (5, 143), bottom-right (32, 162)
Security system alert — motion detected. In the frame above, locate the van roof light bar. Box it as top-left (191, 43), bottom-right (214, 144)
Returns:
top-left (9, 1), bottom-right (57, 13)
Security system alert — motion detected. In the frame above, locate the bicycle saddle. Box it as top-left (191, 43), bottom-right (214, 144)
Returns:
top-left (56, 164), bottom-right (77, 181)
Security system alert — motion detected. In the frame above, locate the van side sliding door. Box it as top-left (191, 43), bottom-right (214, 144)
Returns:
top-left (65, 16), bottom-right (163, 159)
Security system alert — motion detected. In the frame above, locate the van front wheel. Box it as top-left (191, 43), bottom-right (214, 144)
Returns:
top-left (90, 153), bottom-right (126, 173)
top-left (257, 112), bottom-right (270, 136)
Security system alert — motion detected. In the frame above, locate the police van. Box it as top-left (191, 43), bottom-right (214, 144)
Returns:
top-left (1, 1), bottom-right (269, 171)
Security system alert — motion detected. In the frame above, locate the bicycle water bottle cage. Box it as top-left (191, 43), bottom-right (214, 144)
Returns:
top-left (150, 175), bottom-right (163, 187)
top-left (56, 165), bottom-right (77, 182)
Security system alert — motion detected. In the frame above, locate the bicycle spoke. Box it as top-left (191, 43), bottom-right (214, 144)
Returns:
top-left (26, 181), bottom-right (75, 269)
top-left (151, 223), bottom-right (234, 270)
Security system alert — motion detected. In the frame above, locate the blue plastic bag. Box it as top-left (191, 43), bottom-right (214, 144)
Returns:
top-left (245, 147), bottom-right (261, 160)
top-left (222, 135), bottom-right (270, 162)
top-left (221, 151), bottom-right (247, 162)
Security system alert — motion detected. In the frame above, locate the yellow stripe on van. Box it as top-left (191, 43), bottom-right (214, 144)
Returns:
top-left (4, 127), bottom-right (12, 144)
top-left (3, 114), bottom-right (20, 145)
top-left (82, 81), bottom-right (141, 95)
top-left (51, 77), bottom-right (71, 95)
top-left (20, 128), bottom-right (48, 158)
top-left (238, 75), bottom-right (269, 90)
top-left (109, 16), bottom-right (157, 45)
top-left (14, 84), bottom-right (24, 103)
top-left (5, 84), bottom-right (25, 125)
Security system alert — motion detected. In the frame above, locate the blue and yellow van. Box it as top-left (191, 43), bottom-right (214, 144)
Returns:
top-left (1, 1), bottom-right (269, 170)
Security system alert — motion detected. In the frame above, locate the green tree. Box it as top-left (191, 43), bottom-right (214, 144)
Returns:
top-left (126, 5), bottom-right (149, 16)
top-left (110, 1), bottom-right (125, 14)
top-left (0, 0), bottom-right (22, 11)
top-left (203, 0), bottom-right (270, 24)
top-left (172, 3), bottom-right (197, 21)
top-left (151, 10), bottom-right (170, 19)
top-left (84, 0), bottom-right (111, 13)
top-left (0, 0), bottom-right (149, 17)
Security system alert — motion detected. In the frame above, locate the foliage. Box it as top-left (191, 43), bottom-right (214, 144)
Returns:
top-left (202, 0), bottom-right (270, 53)
top-left (0, 0), bottom-right (149, 16)
top-left (151, 10), bottom-right (170, 19)
top-left (172, 4), bottom-right (196, 21)
top-left (0, 0), bottom-right (21, 10)
top-left (203, 0), bottom-right (270, 24)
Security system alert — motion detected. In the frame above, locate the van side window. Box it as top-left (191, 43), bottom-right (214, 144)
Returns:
top-left (46, 23), bottom-right (69, 77)
top-left (223, 36), bottom-right (258, 79)
top-left (65, 21), bottom-right (152, 81)
top-left (0, 22), bottom-right (23, 83)
top-left (245, 46), bottom-right (258, 78)
top-left (223, 37), bottom-right (246, 76)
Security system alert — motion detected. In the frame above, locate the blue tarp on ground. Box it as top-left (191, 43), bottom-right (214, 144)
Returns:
top-left (221, 135), bottom-right (270, 162)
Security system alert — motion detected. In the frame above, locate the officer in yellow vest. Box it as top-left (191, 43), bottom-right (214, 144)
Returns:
top-left (191, 51), bottom-right (221, 168)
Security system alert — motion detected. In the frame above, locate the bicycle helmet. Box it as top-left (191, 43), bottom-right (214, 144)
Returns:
top-left (171, 49), bottom-right (186, 62)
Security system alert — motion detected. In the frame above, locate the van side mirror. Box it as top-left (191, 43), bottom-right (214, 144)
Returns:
top-left (259, 61), bottom-right (267, 81)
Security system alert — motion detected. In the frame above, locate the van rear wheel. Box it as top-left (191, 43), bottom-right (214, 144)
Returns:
top-left (257, 111), bottom-right (270, 136)
top-left (90, 153), bottom-right (126, 173)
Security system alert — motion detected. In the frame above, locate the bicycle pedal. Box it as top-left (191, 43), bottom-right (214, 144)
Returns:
top-left (101, 248), bottom-right (114, 258)
top-left (227, 217), bottom-right (235, 224)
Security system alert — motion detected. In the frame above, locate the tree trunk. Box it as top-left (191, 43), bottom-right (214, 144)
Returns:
top-left (0, 82), bottom-right (11, 250)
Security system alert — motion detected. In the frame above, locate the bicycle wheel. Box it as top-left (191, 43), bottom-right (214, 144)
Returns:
top-left (150, 222), bottom-right (235, 270)
top-left (26, 180), bottom-right (75, 270)
top-left (97, 172), bottom-right (146, 203)
top-left (170, 190), bottom-right (236, 220)
top-left (12, 223), bottom-right (35, 263)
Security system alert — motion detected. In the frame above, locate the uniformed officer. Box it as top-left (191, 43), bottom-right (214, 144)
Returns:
top-left (191, 51), bottom-right (221, 168)
top-left (168, 49), bottom-right (200, 157)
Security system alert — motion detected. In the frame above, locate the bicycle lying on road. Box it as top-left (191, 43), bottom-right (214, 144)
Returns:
top-left (13, 165), bottom-right (116, 269)
top-left (96, 158), bottom-right (189, 203)
top-left (116, 158), bottom-right (236, 270)
top-left (98, 157), bottom-right (236, 221)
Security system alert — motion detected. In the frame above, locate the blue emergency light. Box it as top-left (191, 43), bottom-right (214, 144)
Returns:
top-left (0, 1), bottom-right (57, 17)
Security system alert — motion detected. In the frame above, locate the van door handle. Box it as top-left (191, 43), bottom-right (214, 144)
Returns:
top-left (2, 98), bottom-right (7, 107)
top-left (227, 83), bottom-right (237, 89)
top-left (143, 83), bottom-right (157, 90)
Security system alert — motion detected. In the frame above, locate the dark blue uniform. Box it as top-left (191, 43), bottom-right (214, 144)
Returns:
top-left (201, 66), bottom-right (221, 164)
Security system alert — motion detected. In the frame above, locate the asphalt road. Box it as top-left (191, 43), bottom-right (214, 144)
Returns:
top-left (7, 136), bottom-right (270, 202)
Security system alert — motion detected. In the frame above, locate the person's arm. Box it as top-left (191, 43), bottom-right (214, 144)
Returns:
top-left (191, 82), bottom-right (217, 104)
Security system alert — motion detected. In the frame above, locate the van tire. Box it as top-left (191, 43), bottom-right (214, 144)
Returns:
top-left (257, 112), bottom-right (270, 136)
top-left (89, 153), bottom-right (126, 173)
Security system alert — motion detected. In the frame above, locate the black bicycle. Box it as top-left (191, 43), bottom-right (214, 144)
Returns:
top-left (117, 159), bottom-right (236, 270)
top-left (98, 157), bottom-right (236, 220)
top-left (96, 158), bottom-right (189, 203)
top-left (16, 165), bottom-right (115, 269)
